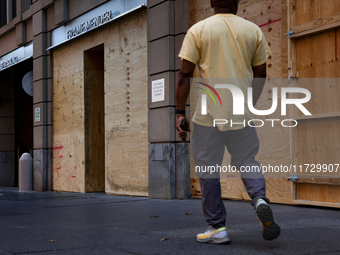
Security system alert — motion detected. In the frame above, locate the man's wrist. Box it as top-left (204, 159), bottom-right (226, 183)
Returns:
top-left (175, 109), bottom-right (186, 115)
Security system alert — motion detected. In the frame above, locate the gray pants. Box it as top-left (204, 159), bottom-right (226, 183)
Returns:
top-left (192, 123), bottom-right (269, 229)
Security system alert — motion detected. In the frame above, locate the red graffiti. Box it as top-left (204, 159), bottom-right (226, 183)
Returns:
top-left (259, 18), bottom-right (281, 28)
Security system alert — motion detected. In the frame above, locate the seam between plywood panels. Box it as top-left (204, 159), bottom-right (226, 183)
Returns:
top-left (287, 0), bottom-right (298, 203)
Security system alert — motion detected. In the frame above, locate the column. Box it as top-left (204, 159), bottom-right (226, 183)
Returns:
top-left (147, 0), bottom-right (190, 199)
top-left (32, 8), bottom-right (52, 191)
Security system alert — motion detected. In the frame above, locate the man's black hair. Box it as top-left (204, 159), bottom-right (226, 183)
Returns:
top-left (211, 0), bottom-right (239, 8)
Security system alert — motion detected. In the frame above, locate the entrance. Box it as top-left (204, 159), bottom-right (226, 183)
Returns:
top-left (84, 45), bottom-right (105, 192)
top-left (0, 60), bottom-right (33, 187)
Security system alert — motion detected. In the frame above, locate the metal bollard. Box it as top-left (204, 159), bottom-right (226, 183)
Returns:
top-left (19, 153), bottom-right (33, 192)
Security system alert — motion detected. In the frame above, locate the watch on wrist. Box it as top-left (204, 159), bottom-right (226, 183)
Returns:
top-left (175, 109), bottom-right (186, 115)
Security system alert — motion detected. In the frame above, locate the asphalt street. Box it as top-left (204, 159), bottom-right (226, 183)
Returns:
top-left (0, 187), bottom-right (340, 255)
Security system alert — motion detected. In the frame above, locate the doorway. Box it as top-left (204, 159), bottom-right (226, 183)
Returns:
top-left (0, 59), bottom-right (33, 187)
top-left (84, 44), bottom-right (105, 192)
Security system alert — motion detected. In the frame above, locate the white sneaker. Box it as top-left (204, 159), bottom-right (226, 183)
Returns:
top-left (196, 225), bottom-right (231, 244)
top-left (256, 199), bottom-right (281, 241)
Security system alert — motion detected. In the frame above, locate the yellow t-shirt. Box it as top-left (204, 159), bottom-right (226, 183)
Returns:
top-left (179, 14), bottom-right (271, 131)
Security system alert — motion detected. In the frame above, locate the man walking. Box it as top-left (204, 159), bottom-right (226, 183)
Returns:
top-left (175, 0), bottom-right (281, 244)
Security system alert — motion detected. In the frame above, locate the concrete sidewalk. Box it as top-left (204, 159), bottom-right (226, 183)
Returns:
top-left (0, 187), bottom-right (339, 255)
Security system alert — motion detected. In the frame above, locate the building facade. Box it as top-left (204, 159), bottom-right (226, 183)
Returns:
top-left (0, 0), bottom-right (191, 198)
top-left (1, 0), bottom-right (339, 209)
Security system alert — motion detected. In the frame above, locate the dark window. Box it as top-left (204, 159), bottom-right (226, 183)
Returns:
top-left (22, 0), bottom-right (32, 12)
top-left (0, 1), bottom-right (7, 28)
top-left (0, 91), bottom-right (4, 107)
top-left (12, 0), bottom-right (16, 19)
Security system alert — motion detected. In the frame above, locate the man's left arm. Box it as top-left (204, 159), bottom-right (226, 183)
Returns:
top-left (251, 63), bottom-right (267, 106)
top-left (175, 59), bottom-right (196, 142)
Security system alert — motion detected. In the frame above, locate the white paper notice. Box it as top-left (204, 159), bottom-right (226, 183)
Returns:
top-left (152, 78), bottom-right (165, 102)
top-left (35, 107), bottom-right (41, 122)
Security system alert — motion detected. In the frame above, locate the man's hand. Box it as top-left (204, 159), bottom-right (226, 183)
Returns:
top-left (176, 114), bottom-right (190, 143)
top-left (176, 59), bottom-right (195, 142)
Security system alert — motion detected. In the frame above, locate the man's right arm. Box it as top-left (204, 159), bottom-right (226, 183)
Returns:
top-left (251, 63), bottom-right (267, 106)
top-left (175, 59), bottom-right (196, 142)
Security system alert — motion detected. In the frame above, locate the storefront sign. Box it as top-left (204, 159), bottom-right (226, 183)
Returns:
top-left (0, 42), bottom-right (33, 72)
top-left (66, 10), bottom-right (117, 39)
top-left (0, 57), bottom-right (19, 71)
top-left (152, 79), bottom-right (165, 102)
top-left (49, 0), bottom-right (147, 50)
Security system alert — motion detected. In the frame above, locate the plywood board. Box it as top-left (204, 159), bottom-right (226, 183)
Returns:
top-left (53, 43), bottom-right (85, 192)
top-left (291, 13), bottom-right (340, 38)
top-left (189, 0), bottom-right (281, 27)
top-left (105, 49), bottom-right (148, 129)
top-left (53, 73), bottom-right (84, 135)
top-left (290, 0), bottom-right (340, 207)
top-left (297, 118), bottom-right (340, 178)
top-left (105, 122), bottom-right (148, 196)
top-left (295, 0), bottom-right (340, 25)
top-left (297, 183), bottom-right (340, 203)
top-left (238, 0), bottom-right (281, 26)
top-left (297, 30), bottom-right (340, 79)
top-left (281, 0), bottom-right (289, 79)
top-left (263, 21), bottom-right (282, 78)
top-left (53, 11), bottom-right (148, 195)
top-left (103, 12), bottom-right (148, 196)
top-left (53, 132), bottom-right (85, 192)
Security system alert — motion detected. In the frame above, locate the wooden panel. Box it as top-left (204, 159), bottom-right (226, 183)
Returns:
top-left (290, 0), bottom-right (340, 208)
top-left (105, 123), bottom-right (148, 196)
top-left (293, 79), bottom-right (340, 116)
top-left (294, 112), bottom-right (340, 121)
top-left (295, 0), bottom-right (340, 25)
top-left (288, 0), bottom-right (299, 204)
top-left (53, 37), bottom-right (85, 192)
top-left (297, 118), bottom-right (340, 177)
top-left (189, 0), bottom-right (213, 26)
top-left (238, 0), bottom-right (281, 26)
top-left (281, 0), bottom-right (289, 79)
top-left (189, 0), bottom-right (281, 27)
top-left (53, 132), bottom-right (85, 192)
top-left (84, 51), bottom-right (105, 192)
top-left (105, 49), bottom-right (148, 129)
top-left (53, 73), bottom-right (84, 135)
top-left (294, 29), bottom-right (340, 182)
top-left (264, 21), bottom-right (282, 78)
top-left (222, 178), bottom-right (250, 201)
top-left (53, 11), bottom-right (148, 195)
top-left (297, 29), bottom-right (340, 79)
top-left (292, 199), bottom-right (340, 208)
top-left (297, 183), bottom-right (340, 203)
top-left (291, 13), bottom-right (340, 38)
top-left (294, 177), bottom-right (340, 185)
top-left (104, 11), bottom-right (148, 196)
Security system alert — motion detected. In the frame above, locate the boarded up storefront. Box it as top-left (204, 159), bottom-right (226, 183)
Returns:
top-left (52, 9), bottom-right (148, 196)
